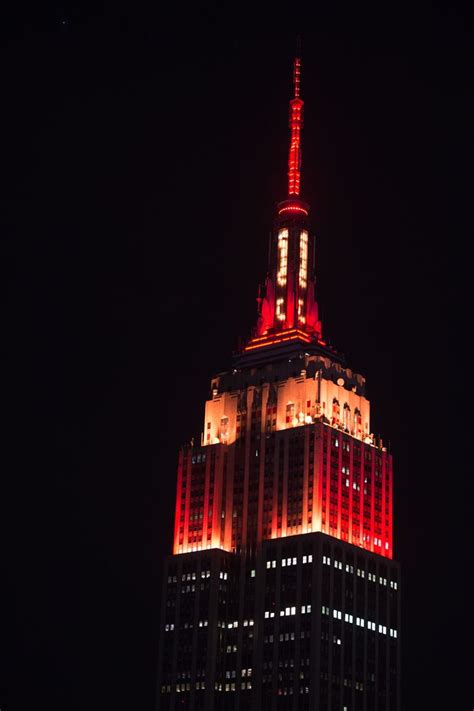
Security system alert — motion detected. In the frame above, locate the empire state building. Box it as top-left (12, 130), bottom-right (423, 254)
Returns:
top-left (156, 48), bottom-right (401, 711)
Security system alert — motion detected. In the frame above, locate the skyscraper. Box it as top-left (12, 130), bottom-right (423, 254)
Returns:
top-left (156, 48), bottom-right (401, 711)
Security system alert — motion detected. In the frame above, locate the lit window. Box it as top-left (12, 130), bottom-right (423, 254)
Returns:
top-left (297, 297), bottom-right (305, 324)
top-left (219, 415), bottom-right (229, 443)
top-left (276, 297), bottom-right (285, 321)
top-left (299, 230), bottom-right (308, 288)
top-left (277, 229), bottom-right (288, 286)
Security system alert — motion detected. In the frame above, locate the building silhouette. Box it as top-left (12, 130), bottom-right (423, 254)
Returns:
top-left (157, 48), bottom-right (401, 711)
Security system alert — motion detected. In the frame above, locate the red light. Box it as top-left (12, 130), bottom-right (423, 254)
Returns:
top-left (245, 328), bottom-right (312, 351)
top-left (173, 426), bottom-right (393, 560)
top-left (278, 204), bottom-right (308, 216)
top-left (287, 55), bottom-right (304, 197)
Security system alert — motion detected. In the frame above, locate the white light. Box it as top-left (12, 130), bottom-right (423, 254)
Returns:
top-left (299, 230), bottom-right (308, 289)
top-left (277, 229), bottom-right (289, 286)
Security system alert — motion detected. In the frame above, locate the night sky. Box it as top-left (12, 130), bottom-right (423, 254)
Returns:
top-left (2, 4), bottom-right (471, 710)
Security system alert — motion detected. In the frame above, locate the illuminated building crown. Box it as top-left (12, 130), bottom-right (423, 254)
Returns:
top-left (241, 47), bottom-right (326, 363)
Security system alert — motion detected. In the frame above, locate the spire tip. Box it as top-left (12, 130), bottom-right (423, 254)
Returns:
top-left (296, 34), bottom-right (302, 59)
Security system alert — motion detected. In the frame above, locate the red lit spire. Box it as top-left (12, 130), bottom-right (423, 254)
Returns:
top-left (288, 44), bottom-right (304, 196)
top-left (244, 42), bottom-right (322, 353)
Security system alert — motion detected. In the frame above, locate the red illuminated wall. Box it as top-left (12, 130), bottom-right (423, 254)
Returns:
top-left (173, 421), bottom-right (393, 560)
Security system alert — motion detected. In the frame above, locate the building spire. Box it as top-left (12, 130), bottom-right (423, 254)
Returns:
top-left (288, 39), bottom-right (304, 196)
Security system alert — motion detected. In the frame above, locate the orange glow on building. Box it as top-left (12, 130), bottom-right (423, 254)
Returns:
top-left (170, 48), bottom-right (394, 562)
top-left (173, 419), bottom-right (392, 560)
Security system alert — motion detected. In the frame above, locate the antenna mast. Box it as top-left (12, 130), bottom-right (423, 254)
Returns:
top-left (288, 38), bottom-right (304, 196)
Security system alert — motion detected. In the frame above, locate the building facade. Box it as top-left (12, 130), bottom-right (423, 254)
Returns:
top-left (156, 50), bottom-right (400, 711)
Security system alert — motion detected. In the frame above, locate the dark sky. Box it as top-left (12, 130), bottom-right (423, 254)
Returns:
top-left (2, 3), bottom-right (471, 710)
